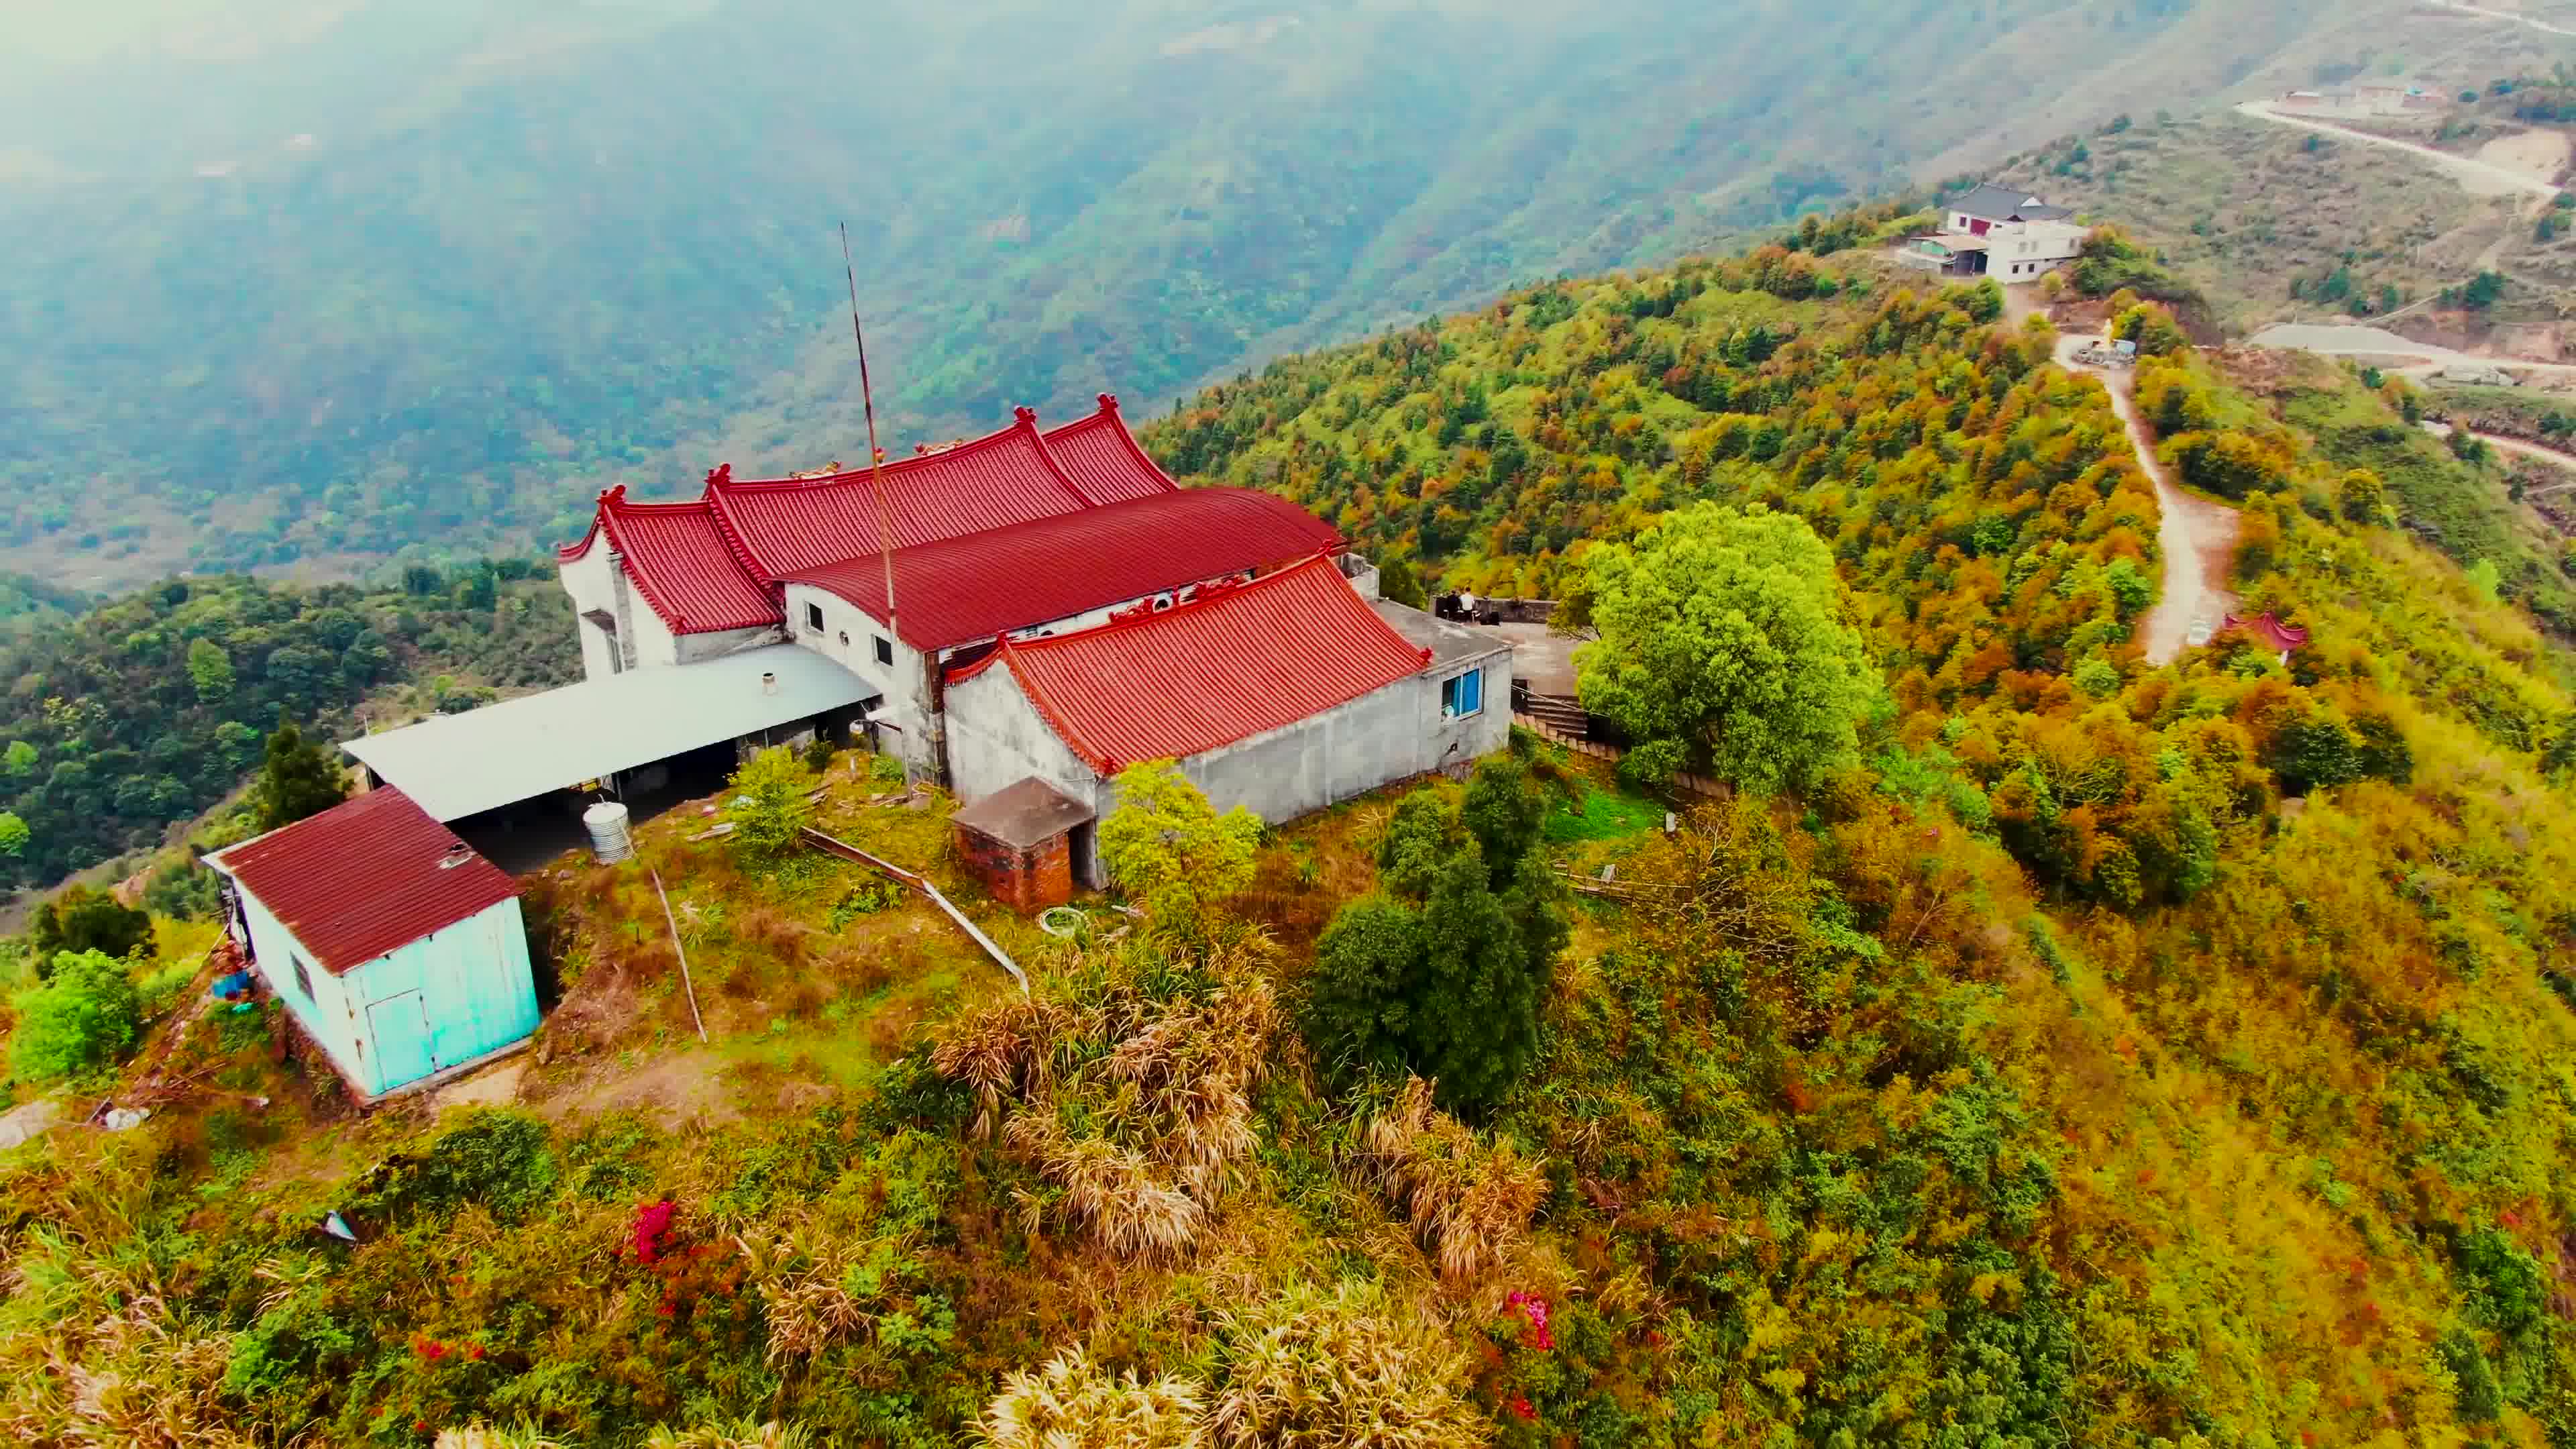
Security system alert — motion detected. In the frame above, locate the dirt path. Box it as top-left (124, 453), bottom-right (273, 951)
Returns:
top-left (2422, 419), bottom-right (2576, 480)
top-left (2423, 0), bottom-right (2576, 38)
top-left (2249, 323), bottom-right (2576, 379)
top-left (2477, 129), bottom-right (2573, 184)
top-left (2057, 335), bottom-right (2239, 663)
top-left (2234, 101), bottom-right (2568, 201)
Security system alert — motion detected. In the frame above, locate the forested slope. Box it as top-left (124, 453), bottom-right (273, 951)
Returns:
top-left (0, 564), bottom-right (576, 888)
top-left (10, 232), bottom-right (2576, 1445)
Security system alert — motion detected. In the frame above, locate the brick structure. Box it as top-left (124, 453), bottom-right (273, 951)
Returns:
top-left (949, 777), bottom-right (1092, 914)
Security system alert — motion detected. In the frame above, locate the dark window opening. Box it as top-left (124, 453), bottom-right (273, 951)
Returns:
top-left (873, 635), bottom-right (894, 667)
top-left (291, 954), bottom-right (315, 999)
top-left (804, 602), bottom-right (825, 633)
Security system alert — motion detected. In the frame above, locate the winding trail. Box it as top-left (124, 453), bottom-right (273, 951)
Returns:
top-left (2232, 101), bottom-right (2567, 200)
top-left (2422, 419), bottom-right (2576, 491)
top-left (2055, 335), bottom-right (2240, 663)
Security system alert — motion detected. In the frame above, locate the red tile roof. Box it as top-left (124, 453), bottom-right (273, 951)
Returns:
top-left (789, 487), bottom-right (1342, 651)
top-left (557, 488), bottom-right (784, 635)
top-left (208, 788), bottom-right (519, 977)
top-left (705, 409), bottom-right (1094, 584)
top-left (2224, 612), bottom-right (2312, 653)
top-left (1042, 395), bottom-right (1181, 504)
top-left (557, 398), bottom-right (1189, 634)
top-left (949, 555), bottom-right (1432, 775)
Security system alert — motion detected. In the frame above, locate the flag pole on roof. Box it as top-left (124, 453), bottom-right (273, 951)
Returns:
top-left (841, 223), bottom-right (898, 648)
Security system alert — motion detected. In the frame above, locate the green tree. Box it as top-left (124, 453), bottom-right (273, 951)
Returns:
top-left (3, 741), bottom-right (36, 778)
top-left (2462, 271), bottom-right (2507, 310)
top-left (9, 949), bottom-right (142, 1082)
top-left (1575, 502), bottom-right (1878, 793)
top-left (0, 812), bottom-right (27, 859)
top-left (1097, 761), bottom-right (1260, 941)
top-left (2340, 468), bottom-right (2387, 523)
top-left (723, 746), bottom-right (817, 863)
top-left (253, 718), bottom-right (347, 833)
top-left (30, 884), bottom-right (153, 967)
top-left (1304, 760), bottom-right (1564, 1116)
top-left (186, 637), bottom-right (234, 703)
top-left (2112, 303), bottom-right (2190, 358)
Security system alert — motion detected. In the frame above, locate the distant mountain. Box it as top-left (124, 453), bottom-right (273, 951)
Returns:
top-left (1, 0), bottom-right (2386, 584)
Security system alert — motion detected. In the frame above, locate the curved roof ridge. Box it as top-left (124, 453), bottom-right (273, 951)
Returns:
top-left (702, 407), bottom-right (1093, 582)
top-left (1042, 394), bottom-right (1182, 504)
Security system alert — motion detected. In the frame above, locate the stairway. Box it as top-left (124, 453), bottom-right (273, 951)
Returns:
top-left (1517, 693), bottom-right (1591, 737)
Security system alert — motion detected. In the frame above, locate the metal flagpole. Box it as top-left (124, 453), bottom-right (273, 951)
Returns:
top-left (841, 223), bottom-right (898, 646)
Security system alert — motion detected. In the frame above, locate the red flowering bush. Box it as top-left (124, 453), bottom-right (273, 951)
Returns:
top-left (1503, 1291), bottom-right (1554, 1351)
top-left (631, 1198), bottom-right (676, 1265)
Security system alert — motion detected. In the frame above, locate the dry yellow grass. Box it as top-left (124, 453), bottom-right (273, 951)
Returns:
top-left (1356, 1076), bottom-right (1545, 1283)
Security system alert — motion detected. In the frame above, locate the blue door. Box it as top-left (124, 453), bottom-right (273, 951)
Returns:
top-left (366, 992), bottom-right (437, 1093)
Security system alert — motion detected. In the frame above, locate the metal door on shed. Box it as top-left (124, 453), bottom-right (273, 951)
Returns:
top-left (366, 991), bottom-right (437, 1093)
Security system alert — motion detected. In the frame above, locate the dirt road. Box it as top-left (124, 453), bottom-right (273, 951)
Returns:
top-left (2233, 101), bottom-right (2568, 201)
top-left (2055, 335), bottom-right (2240, 664)
top-left (2248, 323), bottom-right (2576, 380)
top-left (2421, 419), bottom-right (2576, 477)
top-left (2422, 0), bottom-right (2576, 38)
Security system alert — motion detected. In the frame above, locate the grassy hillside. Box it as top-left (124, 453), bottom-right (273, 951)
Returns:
top-left (1979, 7), bottom-right (2571, 336)
top-left (0, 0), bottom-right (2402, 587)
top-left (7, 231), bottom-right (2576, 1445)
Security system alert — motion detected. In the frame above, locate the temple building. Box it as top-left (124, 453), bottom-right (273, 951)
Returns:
top-left (343, 393), bottom-right (1513, 892)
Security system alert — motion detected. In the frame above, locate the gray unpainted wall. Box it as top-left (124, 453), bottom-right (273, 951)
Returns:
top-left (943, 643), bottom-right (1515, 889)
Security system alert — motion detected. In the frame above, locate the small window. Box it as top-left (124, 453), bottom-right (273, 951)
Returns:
top-left (290, 953), bottom-right (315, 999)
top-left (873, 635), bottom-right (894, 667)
top-left (803, 602), bottom-right (825, 633)
top-left (1441, 669), bottom-right (1484, 720)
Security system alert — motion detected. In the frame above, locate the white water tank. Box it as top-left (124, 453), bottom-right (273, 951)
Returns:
top-left (582, 801), bottom-right (633, 863)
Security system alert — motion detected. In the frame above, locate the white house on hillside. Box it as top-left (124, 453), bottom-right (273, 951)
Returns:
top-left (1899, 182), bottom-right (2089, 282)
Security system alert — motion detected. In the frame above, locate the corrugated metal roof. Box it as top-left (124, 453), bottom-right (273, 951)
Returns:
top-left (1042, 396), bottom-right (1181, 504)
top-left (789, 487), bottom-right (1342, 651)
top-left (952, 555), bottom-right (1432, 775)
top-left (207, 788), bottom-right (517, 976)
top-left (706, 409), bottom-right (1093, 583)
top-left (340, 645), bottom-right (873, 822)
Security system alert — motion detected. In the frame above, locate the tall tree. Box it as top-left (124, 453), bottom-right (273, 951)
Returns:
top-left (186, 637), bottom-right (235, 704)
top-left (1304, 759), bottom-right (1564, 1116)
top-left (253, 717), bottom-right (347, 833)
top-left (1575, 502), bottom-right (1878, 794)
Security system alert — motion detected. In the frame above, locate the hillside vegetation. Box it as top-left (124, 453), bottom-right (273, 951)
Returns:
top-left (4, 227), bottom-right (2576, 1446)
top-left (0, 0), bottom-right (2385, 586)
top-left (0, 564), bottom-right (576, 890)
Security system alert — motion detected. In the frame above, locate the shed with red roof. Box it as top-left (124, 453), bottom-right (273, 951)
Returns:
top-left (941, 556), bottom-right (1516, 885)
top-left (207, 788), bottom-right (538, 1101)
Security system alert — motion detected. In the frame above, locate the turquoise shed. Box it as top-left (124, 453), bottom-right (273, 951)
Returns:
top-left (208, 786), bottom-right (538, 1101)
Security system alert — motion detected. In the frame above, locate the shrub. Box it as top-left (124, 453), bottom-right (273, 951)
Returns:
top-left (977, 1348), bottom-right (1203, 1448)
top-left (361, 1108), bottom-right (560, 1224)
top-left (7, 949), bottom-right (142, 1082)
top-left (724, 747), bottom-right (817, 864)
top-left (1097, 761), bottom-right (1261, 943)
top-left (28, 884), bottom-right (154, 969)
